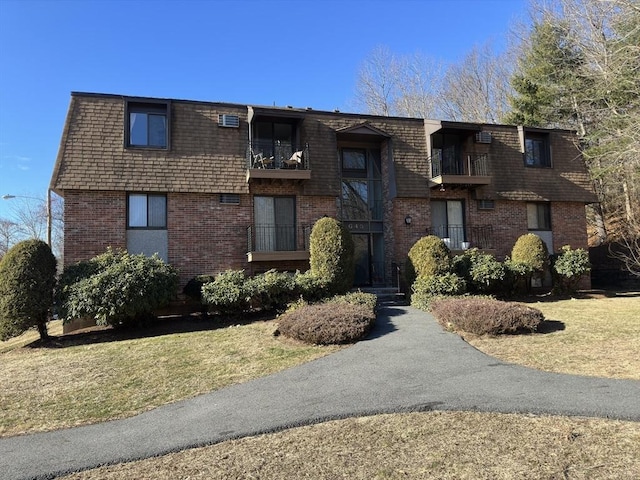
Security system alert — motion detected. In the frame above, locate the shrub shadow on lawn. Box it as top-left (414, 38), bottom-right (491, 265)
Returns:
top-left (26, 311), bottom-right (277, 349)
top-left (537, 319), bottom-right (566, 334)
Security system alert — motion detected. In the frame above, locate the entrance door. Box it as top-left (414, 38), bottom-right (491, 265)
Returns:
top-left (352, 233), bottom-right (384, 287)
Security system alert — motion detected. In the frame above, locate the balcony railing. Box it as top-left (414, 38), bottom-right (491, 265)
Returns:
top-left (246, 141), bottom-right (310, 170)
top-left (431, 153), bottom-right (489, 178)
top-left (427, 224), bottom-right (494, 250)
top-left (247, 224), bottom-right (311, 253)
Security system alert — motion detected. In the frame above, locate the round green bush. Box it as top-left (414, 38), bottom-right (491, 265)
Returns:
top-left (309, 217), bottom-right (355, 295)
top-left (511, 233), bottom-right (549, 273)
top-left (406, 235), bottom-right (451, 285)
top-left (0, 239), bottom-right (56, 340)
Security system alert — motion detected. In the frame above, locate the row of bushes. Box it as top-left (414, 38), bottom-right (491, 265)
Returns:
top-left (406, 233), bottom-right (589, 336)
top-left (407, 234), bottom-right (591, 309)
top-left (0, 216), bottom-right (357, 342)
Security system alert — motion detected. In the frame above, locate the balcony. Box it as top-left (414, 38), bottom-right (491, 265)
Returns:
top-left (246, 141), bottom-right (311, 183)
top-left (429, 153), bottom-right (491, 189)
top-left (428, 224), bottom-right (494, 251)
top-left (246, 224), bottom-right (311, 262)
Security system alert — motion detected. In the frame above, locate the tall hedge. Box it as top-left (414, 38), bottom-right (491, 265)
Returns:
top-left (406, 235), bottom-right (452, 286)
top-left (0, 239), bottom-right (56, 341)
top-left (309, 217), bottom-right (354, 295)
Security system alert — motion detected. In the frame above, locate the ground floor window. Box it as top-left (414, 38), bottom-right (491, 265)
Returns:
top-left (253, 196), bottom-right (295, 251)
top-left (527, 203), bottom-right (551, 230)
top-left (127, 193), bottom-right (167, 228)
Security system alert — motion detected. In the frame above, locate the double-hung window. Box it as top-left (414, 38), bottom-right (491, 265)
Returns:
top-left (525, 134), bottom-right (551, 168)
top-left (128, 194), bottom-right (167, 229)
top-left (126, 101), bottom-right (169, 148)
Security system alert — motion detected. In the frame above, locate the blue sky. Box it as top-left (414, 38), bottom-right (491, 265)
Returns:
top-left (0, 0), bottom-right (527, 219)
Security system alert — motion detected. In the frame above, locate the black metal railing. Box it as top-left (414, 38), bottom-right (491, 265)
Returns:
top-left (246, 141), bottom-right (310, 170)
top-left (247, 224), bottom-right (311, 252)
top-left (427, 224), bottom-right (494, 250)
top-left (431, 153), bottom-right (489, 178)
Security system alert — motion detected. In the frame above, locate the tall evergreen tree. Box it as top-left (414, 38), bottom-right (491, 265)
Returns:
top-left (504, 18), bottom-right (587, 128)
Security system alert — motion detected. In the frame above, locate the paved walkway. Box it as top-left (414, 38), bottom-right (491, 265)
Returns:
top-left (2, 304), bottom-right (639, 480)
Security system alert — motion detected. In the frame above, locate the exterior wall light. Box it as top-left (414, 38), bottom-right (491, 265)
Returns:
top-left (405, 215), bottom-right (412, 225)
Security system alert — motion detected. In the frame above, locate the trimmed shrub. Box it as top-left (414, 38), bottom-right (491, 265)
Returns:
top-left (552, 245), bottom-right (591, 294)
top-left (293, 270), bottom-right (329, 302)
top-left (0, 239), bottom-right (57, 341)
top-left (430, 297), bottom-right (544, 335)
top-left (246, 269), bottom-right (296, 311)
top-left (453, 248), bottom-right (506, 294)
top-left (410, 273), bottom-right (467, 310)
top-left (275, 301), bottom-right (375, 345)
top-left (406, 235), bottom-right (451, 286)
top-left (201, 270), bottom-right (250, 315)
top-left (511, 233), bottom-right (549, 291)
top-left (58, 249), bottom-right (178, 327)
top-left (309, 217), bottom-right (355, 295)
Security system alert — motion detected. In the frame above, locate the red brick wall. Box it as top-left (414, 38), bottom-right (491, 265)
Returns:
top-left (63, 190), bottom-right (126, 264)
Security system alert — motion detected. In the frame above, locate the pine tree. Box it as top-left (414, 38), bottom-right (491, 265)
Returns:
top-left (504, 18), bottom-right (588, 128)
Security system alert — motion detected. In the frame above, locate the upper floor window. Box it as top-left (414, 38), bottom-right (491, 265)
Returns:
top-left (126, 101), bottom-right (169, 148)
top-left (342, 148), bottom-right (367, 171)
top-left (525, 134), bottom-right (551, 168)
top-left (128, 193), bottom-right (167, 228)
top-left (527, 202), bottom-right (551, 230)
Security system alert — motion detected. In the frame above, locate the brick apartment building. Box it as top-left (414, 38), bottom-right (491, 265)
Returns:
top-left (50, 92), bottom-right (597, 289)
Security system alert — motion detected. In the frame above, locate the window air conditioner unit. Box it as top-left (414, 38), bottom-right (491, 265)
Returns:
top-left (475, 131), bottom-right (492, 144)
top-left (218, 114), bottom-right (240, 128)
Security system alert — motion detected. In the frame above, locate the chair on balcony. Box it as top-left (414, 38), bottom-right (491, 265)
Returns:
top-left (283, 150), bottom-right (303, 169)
top-left (252, 151), bottom-right (274, 169)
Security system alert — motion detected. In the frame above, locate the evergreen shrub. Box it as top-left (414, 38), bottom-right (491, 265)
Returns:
top-left (406, 235), bottom-right (451, 286)
top-left (58, 249), bottom-right (178, 327)
top-left (410, 273), bottom-right (467, 310)
top-left (0, 239), bottom-right (56, 340)
top-left (309, 217), bottom-right (355, 295)
top-left (552, 245), bottom-right (591, 294)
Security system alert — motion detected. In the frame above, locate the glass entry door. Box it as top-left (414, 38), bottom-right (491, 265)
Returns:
top-left (352, 233), bottom-right (385, 286)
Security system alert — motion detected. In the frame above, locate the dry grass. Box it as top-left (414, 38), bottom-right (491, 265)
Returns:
top-left (0, 319), bottom-right (64, 354)
top-left (466, 294), bottom-right (640, 380)
top-left (0, 317), bottom-right (340, 437)
top-left (62, 411), bottom-right (640, 480)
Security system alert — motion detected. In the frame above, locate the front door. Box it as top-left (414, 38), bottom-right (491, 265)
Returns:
top-left (352, 232), bottom-right (385, 287)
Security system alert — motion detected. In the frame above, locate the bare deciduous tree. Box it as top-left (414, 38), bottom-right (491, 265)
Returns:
top-left (440, 43), bottom-right (512, 123)
top-left (353, 46), bottom-right (442, 118)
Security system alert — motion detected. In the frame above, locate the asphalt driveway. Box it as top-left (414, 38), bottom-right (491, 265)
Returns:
top-left (2, 304), bottom-right (639, 480)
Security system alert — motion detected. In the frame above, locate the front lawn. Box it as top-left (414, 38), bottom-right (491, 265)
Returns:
top-left (466, 293), bottom-right (640, 380)
top-left (0, 316), bottom-right (341, 437)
